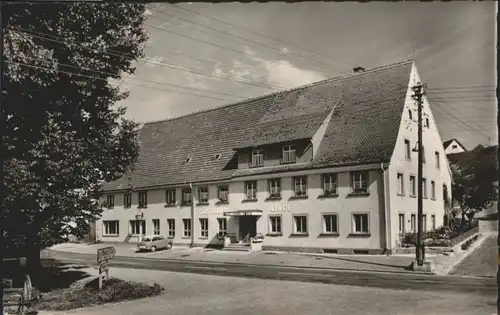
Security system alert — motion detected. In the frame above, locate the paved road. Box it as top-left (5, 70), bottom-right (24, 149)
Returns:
top-left (46, 250), bottom-right (496, 295)
top-left (41, 267), bottom-right (498, 315)
top-left (449, 235), bottom-right (497, 277)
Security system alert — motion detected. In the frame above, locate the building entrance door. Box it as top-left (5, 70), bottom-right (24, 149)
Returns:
top-left (239, 216), bottom-right (257, 243)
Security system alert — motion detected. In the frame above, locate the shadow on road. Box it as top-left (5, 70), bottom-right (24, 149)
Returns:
top-left (39, 259), bottom-right (92, 293)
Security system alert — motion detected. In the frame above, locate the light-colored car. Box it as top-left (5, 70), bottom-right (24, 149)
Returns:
top-left (137, 235), bottom-right (173, 252)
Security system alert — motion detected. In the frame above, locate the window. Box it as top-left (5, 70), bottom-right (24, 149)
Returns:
top-left (323, 214), bottom-right (338, 234)
top-left (352, 213), bottom-right (369, 234)
top-left (404, 139), bottom-right (411, 160)
top-left (410, 214), bottom-right (416, 232)
top-left (183, 219), bottom-right (192, 237)
top-left (408, 109), bottom-right (413, 120)
top-left (293, 215), bottom-right (308, 234)
top-left (452, 144), bottom-right (457, 149)
top-left (398, 214), bottom-right (405, 233)
top-left (422, 178), bottom-right (427, 198)
top-left (251, 149), bottom-right (263, 167)
top-left (182, 188), bottom-right (192, 205)
top-left (268, 178), bottom-right (281, 198)
top-left (218, 186), bottom-right (229, 203)
top-left (293, 176), bottom-right (308, 197)
top-left (431, 180), bottom-right (436, 200)
top-left (138, 191), bottom-right (148, 208)
top-left (435, 151), bottom-right (440, 169)
top-left (123, 193), bottom-right (132, 209)
top-left (322, 174), bottom-right (338, 195)
top-left (106, 195), bottom-right (114, 209)
top-left (423, 214), bottom-right (427, 231)
top-left (397, 173), bottom-right (404, 195)
top-left (153, 219), bottom-right (160, 235)
top-left (425, 118), bottom-right (429, 128)
top-left (103, 220), bottom-right (119, 236)
top-left (431, 215), bottom-right (436, 230)
top-left (269, 216), bottom-right (282, 234)
top-left (217, 218), bottom-right (227, 237)
top-left (409, 175), bottom-right (416, 197)
top-left (130, 220), bottom-right (146, 236)
top-left (167, 219), bottom-right (175, 237)
top-left (244, 181), bottom-right (257, 200)
top-left (351, 171), bottom-right (368, 193)
top-left (165, 189), bottom-right (176, 205)
top-left (198, 187), bottom-right (209, 204)
top-left (282, 145), bottom-right (296, 163)
top-left (199, 218), bottom-right (208, 238)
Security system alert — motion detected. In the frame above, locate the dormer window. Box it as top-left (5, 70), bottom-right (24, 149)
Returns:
top-left (185, 158), bottom-right (191, 164)
top-left (251, 149), bottom-right (263, 167)
top-left (282, 145), bottom-right (296, 164)
top-left (215, 154), bottom-right (221, 159)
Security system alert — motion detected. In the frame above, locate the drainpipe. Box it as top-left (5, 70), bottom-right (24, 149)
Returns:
top-left (190, 182), bottom-right (195, 248)
top-left (381, 163), bottom-right (392, 254)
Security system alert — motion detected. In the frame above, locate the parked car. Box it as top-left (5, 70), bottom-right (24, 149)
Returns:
top-left (137, 235), bottom-right (173, 252)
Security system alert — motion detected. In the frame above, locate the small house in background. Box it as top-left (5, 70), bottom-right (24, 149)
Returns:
top-left (443, 138), bottom-right (467, 155)
top-left (476, 202), bottom-right (498, 234)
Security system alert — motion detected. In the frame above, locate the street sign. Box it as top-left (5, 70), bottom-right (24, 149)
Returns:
top-left (97, 246), bottom-right (116, 263)
top-left (99, 262), bottom-right (109, 273)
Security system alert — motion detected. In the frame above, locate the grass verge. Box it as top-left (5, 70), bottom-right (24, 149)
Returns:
top-left (34, 277), bottom-right (164, 311)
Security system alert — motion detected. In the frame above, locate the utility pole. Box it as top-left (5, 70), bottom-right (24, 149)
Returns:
top-left (412, 81), bottom-right (426, 266)
top-left (0, 1), bottom-right (5, 312)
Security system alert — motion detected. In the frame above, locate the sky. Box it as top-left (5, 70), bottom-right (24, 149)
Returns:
top-left (117, 2), bottom-right (497, 150)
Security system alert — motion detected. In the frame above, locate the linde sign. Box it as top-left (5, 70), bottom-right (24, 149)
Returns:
top-left (97, 246), bottom-right (116, 263)
top-left (270, 204), bottom-right (292, 213)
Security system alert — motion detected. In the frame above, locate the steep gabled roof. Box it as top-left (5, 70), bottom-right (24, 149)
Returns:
top-left (443, 138), bottom-right (467, 151)
top-left (102, 60), bottom-right (414, 191)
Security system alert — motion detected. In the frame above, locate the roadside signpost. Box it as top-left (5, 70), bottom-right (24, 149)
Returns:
top-left (97, 247), bottom-right (115, 289)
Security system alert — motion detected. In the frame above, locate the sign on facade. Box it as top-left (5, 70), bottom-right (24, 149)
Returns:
top-left (270, 204), bottom-right (292, 213)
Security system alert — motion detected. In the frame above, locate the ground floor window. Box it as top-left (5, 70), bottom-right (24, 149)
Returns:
top-left (183, 219), bottom-right (192, 237)
top-left (167, 219), bottom-right (175, 237)
top-left (129, 220), bottom-right (146, 236)
top-left (153, 219), bottom-right (160, 235)
top-left (293, 215), bottom-right (308, 234)
top-left (352, 213), bottom-right (369, 234)
top-left (398, 213), bottom-right (405, 233)
top-left (431, 215), bottom-right (436, 230)
top-left (410, 214), bottom-right (416, 232)
top-left (269, 215), bottom-right (282, 234)
top-left (423, 214), bottom-right (427, 231)
top-left (200, 218), bottom-right (209, 238)
top-left (217, 218), bottom-right (227, 237)
top-left (322, 214), bottom-right (338, 234)
top-left (103, 220), bottom-right (119, 236)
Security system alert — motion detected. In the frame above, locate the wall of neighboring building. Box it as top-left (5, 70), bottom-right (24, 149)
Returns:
top-left (388, 62), bottom-right (452, 251)
top-left (97, 167), bottom-right (387, 253)
top-left (444, 140), bottom-right (466, 155)
top-left (478, 219), bottom-right (497, 233)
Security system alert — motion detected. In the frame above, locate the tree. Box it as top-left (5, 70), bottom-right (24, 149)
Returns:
top-left (1, 3), bottom-right (148, 286)
top-left (451, 159), bottom-right (497, 226)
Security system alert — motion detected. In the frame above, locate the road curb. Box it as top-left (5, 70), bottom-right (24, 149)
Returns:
top-left (45, 249), bottom-right (434, 276)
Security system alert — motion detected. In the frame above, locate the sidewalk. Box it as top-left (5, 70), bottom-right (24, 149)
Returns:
top-left (46, 236), bottom-right (488, 276)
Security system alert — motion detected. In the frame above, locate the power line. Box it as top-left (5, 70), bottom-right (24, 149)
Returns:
top-left (6, 61), bottom-right (240, 102)
top-left (166, 3), bottom-right (357, 68)
top-left (7, 27), bottom-right (286, 91)
top-left (21, 55), bottom-right (249, 100)
top-left (148, 7), bottom-right (349, 74)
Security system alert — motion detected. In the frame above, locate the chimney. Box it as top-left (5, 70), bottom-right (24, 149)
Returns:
top-left (353, 66), bottom-right (365, 73)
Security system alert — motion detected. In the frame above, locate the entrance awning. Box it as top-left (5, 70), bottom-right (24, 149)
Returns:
top-left (223, 210), bottom-right (263, 216)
